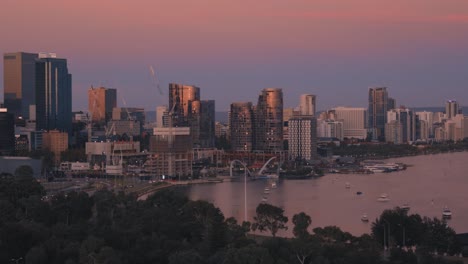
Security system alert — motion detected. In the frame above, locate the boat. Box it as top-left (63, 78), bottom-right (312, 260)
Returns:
top-left (400, 203), bottom-right (410, 211)
top-left (261, 196), bottom-right (268, 203)
top-left (442, 206), bottom-right (452, 219)
top-left (377, 193), bottom-right (390, 202)
top-left (356, 191), bottom-right (363, 195)
top-left (361, 213), bottom-right (369, 222)
top-left (271, 182), bottom-right (277, 189)
top-left (345, 182), bottom-right (351, 189)
top-left (264, 189), bottom-right (270, 194)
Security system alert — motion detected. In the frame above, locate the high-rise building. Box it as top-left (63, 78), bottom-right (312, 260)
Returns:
top-left (255, 88), bottom-right (283, 152)
top-left (199, 100), bottom-right (215, 148)
top-left (289, 116), bottom-right (317, 160)
top-left (42, 130), bottom-right (68, 165)
top-left (3, 52), bottom-right (38, 119)
top-left (416, 111), bottom-right (434, 138)
top-left (317, 120), bottom-right (344, 141)
top-left (230, 102), bottom-right (254, 151)
top-left (368, 87), bottom-right (389, 140)
top-left (35, 54), bottom-right (72, 133)
top-left (446, 100), bottom-right (459, 119)
top-left (385, 121), bottom-right (403, 144)
top-left (156, 105), bottom-right (169, 128)
top-left (0, 108), bottom-right (15, 155)
top-left (88, 87), bottom-right (117, 124)
top-left (112, 107), bottom-right (145, 133)
top-left (388, 97), bottom-right (396, 111)
top-left (331, 107), bottom-right (367, 139)
top-left (299, 94), bottom-right (316, 116)
top-left (387, 107), bottom-right (415, 143)
top-left (150, 127), bottom-right (193, 178)
top-left (168, 83), bottom-right (200, 126)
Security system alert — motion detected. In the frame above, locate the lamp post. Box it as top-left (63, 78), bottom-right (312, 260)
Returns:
top-left (244, 163), bottom-right (247, 223)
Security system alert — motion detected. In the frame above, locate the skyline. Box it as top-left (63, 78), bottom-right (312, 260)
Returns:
top-left (1, 1), bottom-right (468, 111)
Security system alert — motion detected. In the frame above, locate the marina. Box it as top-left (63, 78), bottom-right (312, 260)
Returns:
top-left (179, 152), bottom-right (468, 236)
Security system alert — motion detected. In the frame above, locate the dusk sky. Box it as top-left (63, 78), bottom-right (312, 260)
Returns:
top-left (1, 0), bottom-right (468, 111)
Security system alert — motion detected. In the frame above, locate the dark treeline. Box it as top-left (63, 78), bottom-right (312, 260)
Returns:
top-left (0, 173), bottom-right (464, 264)
top-left (331, 139), bottom-right (468, 158)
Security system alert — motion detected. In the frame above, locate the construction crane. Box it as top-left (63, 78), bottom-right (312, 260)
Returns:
top-left (149, 65), bottom-right (163, 96)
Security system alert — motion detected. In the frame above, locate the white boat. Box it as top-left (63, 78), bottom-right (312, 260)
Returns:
top-left (377, 193), bottom-right (390, 202)
top-left (361, 213), bottom-right (369, 222)
top-left (261, 196), bottom-right (268, 202)
top-left (271, 182), bottom-right (277, 189)
top-left (264, 189), bottom-right (270, 194)
top-left (442, 206), bottom-right (452, 218)
top-left (401, 203), bottom-right (410, 211)
top-left (345, 182), bottom-right (351, 189)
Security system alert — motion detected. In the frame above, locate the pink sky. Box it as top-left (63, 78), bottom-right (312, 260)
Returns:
top-left (1, 0), bottom-right (468, 111)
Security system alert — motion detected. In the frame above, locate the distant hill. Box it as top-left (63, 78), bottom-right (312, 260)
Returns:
top-left (145, 111), bottom-right (229, 123)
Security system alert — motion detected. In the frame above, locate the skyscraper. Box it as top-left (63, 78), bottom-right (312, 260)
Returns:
top-left (446, 100), bottom-right (459, 119)
top-left (288, 116), bottom-right (317, 160)
top-left (331, 107), bottom-right (367, 139)
top-left (368, 87), bottom-right (389, 140)
top-left (386, 108), bottom-right (415, 143)
top-left (3, 52), bottom-right (38, 118)
top-left (0, 108), bottom-right (15, 155)
top-left (230, 102), bottom-right (254, 151)
top-left (88, 86), bottom-right (117, 124)
top-left (199, 100), bottom-right (215, 148)
top-left (35, 54), bottom-right (72, 133)
top-left (388, 97), bottom-right (396, 111)
top-left (156, 105), bottom-right (169, 128)
top-left (168, 83), bottom-right (200, 126)
top-left (299, 94), bottom-right (316, 116)
top-left (255, 88), bottom-right (283, 152)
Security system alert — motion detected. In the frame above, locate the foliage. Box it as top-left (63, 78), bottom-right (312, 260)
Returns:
top-left (0, 176), bottom-right (464, 264)
top-left (292, 212), bottom-right (312, 238)
top-left (14, 165), bottom-right (34, 177)
top-left (252, 203), bottom-right (288, 237)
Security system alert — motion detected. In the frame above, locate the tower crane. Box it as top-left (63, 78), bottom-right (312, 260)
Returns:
top-left (149, 65), bottom-right (163, 96)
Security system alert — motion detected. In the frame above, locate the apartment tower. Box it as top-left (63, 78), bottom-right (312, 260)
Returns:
top-left (255, 88), bottom-right (283, 152)
top-left (368, 87), bottom-right (389, 140)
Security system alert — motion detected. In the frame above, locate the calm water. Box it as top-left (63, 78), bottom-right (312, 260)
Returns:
top-left (177, 152), bottom-right (468, 236)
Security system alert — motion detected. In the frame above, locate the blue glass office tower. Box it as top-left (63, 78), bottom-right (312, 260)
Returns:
top-left (35, 55), bottom-right (72, 134)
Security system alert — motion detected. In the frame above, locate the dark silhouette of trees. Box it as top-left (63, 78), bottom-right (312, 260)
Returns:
top-left (252, 203), bottom-right (288, 237)
top-left (0, 175), bottom-right (464, 264)
top-left (292, 212), bottom-right (312, 239)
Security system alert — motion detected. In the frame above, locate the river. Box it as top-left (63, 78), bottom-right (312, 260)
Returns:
top-left (176, 152), bottom-right (468, 236)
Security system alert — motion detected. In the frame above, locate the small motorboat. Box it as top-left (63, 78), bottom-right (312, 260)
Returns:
top-left (400, 203), bottom-right (410, 211)
top-left (377, 193), bottom-right (390, 202)
top-left (442, 206), bottom-right (452, 219)
top-left (271, 182), bottom-right (277, 189)
top-left (361, 213), bottom-right (369, 222)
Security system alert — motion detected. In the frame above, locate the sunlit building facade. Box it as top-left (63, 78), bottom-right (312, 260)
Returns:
top-left (254, 88), bottom-right (283, 152)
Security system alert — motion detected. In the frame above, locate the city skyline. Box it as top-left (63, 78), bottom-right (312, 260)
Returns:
top-left (1, 1), bottom-right (468, 112)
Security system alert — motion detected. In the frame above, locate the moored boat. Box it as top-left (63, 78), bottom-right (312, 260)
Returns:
top-left (377, 193), bottom-right (390, 202)
top-left (442, 206), bottom-right (452, 219)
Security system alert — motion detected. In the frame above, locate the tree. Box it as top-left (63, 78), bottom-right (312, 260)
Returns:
top-left (292, 212), bottom-right (312, 238)
top-left (252, 203), bottom-right (288, 237)
top-left (14, 165), bottom-right (34, 177)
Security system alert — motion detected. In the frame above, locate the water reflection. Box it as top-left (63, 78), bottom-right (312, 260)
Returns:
top-left (178, 152), bottom-right (468, 236)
